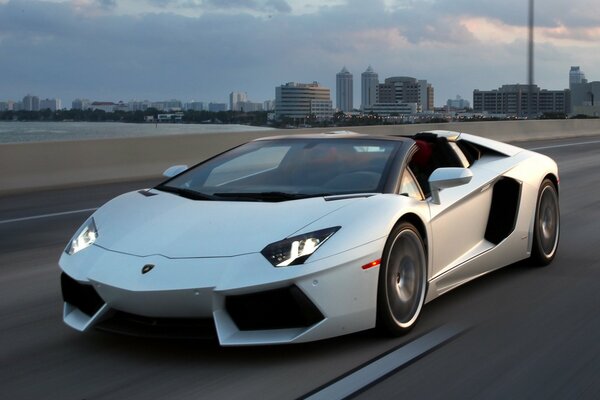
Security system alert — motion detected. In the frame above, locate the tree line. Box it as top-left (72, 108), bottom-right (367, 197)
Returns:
top-left (0, 108), bottom-right (270, 126)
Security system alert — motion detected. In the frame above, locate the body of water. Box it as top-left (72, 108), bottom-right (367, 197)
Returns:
top-left (0, 121), bottom-right (273, 144)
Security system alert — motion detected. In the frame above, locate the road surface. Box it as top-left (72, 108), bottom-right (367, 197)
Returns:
top-left (1, 136), bottom-right (599, 399)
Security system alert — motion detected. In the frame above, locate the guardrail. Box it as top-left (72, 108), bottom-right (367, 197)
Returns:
top-left (1, 119), bottom-right (599, 195)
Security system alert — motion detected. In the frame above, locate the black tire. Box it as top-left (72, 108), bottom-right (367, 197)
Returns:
top-left (530, 179), bottom-right (560, 266)
top-left (377, 222), bottom-right (427, 335)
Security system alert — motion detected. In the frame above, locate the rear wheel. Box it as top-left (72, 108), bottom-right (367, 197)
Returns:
top-left (531, 179), bottom-right (560, 266)
top-left (377, 222), bottom-right (427, 335)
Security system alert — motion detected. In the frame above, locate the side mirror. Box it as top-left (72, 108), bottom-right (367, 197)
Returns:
top-left (163, 165), bottom-right (188, 178)
top-left (429, 167), bottom-right (473, 204)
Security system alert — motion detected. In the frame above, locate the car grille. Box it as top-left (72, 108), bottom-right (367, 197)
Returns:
top-left (96, 311), bottom-right (217, 340)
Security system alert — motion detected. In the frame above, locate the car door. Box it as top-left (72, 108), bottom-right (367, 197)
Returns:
top-left (427, 144), bottom-right (499, 282)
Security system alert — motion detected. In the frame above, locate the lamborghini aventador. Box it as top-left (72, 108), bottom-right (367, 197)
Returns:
top-left (59, 130), bottom-right (560, 345)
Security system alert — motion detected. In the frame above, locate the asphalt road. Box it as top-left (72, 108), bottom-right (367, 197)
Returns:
top-left (1, 136), bottom-right (599, 399)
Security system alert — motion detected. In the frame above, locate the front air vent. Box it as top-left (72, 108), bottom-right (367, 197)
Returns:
top-left (226, 286), bottom-right (324, 331)
top-left (61, 273), bottom-right (104, 317)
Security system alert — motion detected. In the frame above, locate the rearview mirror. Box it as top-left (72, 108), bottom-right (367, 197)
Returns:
top-left (429, 167), bottom-right (473, 204)
top-left (163, 165), bottom-right (188, 178)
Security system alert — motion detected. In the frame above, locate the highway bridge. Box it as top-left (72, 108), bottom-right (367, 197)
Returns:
top-left (1, 122), bottom-right (599, 399)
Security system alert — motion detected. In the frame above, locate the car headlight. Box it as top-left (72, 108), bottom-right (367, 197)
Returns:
top-left (65, 217), bottom-right (98, 255)
top-left (261, 227), bottom-right (340, 267)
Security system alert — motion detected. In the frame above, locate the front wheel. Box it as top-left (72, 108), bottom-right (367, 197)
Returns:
top-left (377, 222), bottom-right (427, 335)
top-left (530, 179), bottom-right (560, 266)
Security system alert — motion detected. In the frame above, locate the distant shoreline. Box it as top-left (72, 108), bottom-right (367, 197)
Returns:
top-left (0, 121), bottom-right (273, 144)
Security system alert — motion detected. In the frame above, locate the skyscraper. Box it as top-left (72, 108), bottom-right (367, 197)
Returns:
top-left (22, 94), bottom-right (40, 111)
top-left (336, 67), bottom-right (353, 112)
top-left (229, 91), bottom-right (248, 111)
top-left (361, 66), bottom-right (378, 110)
top-left (569, 66), bottom-right (587, 90)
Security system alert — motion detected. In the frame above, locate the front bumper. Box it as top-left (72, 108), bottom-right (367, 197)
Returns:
top-left (59, 240), bottom-right (384, 346)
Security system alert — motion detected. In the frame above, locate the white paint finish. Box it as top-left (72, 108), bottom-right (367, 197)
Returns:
top-left (91, 191), bottom-right (360, 258)
top-left (461, 132), bottom-right (523, 156)
top-left (58, 131), bottom-right (561, 345)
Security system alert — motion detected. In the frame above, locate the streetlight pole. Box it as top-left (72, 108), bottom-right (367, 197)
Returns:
top-left (528, 0), bottom-right (534, 118)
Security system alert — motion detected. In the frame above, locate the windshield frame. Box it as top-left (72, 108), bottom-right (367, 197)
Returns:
top-left (155, 136), bottom-right (411, 202)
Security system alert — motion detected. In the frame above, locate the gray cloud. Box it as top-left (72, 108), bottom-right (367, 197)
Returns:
top-left (97, 0), bottom-right (117, 10)
top-left (0, 0), bottom-right (597, 107)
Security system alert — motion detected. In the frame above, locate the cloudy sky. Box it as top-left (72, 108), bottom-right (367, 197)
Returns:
top-left (1, 0), bottom-right (599, 108)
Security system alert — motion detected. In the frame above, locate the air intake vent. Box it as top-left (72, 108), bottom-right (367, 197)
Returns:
top-left (226, 286), bottom-right (324, 330)
top-left (61, 273), bottom-right (104, 317)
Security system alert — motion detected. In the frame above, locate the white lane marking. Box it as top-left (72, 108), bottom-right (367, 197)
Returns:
top-left (304, 324), bottom-right (465, 400)
top-left (529, 139), bottom-right (600, 151)
top-left (0, 208), bottom-right (97, 225)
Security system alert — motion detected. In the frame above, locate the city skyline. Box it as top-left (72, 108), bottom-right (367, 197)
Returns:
top-left (1, 0), bottom-right (599, 108)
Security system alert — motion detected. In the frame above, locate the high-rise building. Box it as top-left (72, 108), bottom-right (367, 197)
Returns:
top-left (275, 82), bottom-right (332, 120)
top-left (263, 100), bottom-right (275, 111)
top-left (72, 99), bottom-right (91, 110)
top-left (446, 95), bottom-right (470, 109)
top-left (0, 100), bottom-right (15, 111)
top-left (229, 91), bottom-right (248, 111)
top-left (22, 94), bottom-right (40, 111)
top-left (381, 77), bottom-right (434, 111)
top-left (39, 98), bottom-right (61, 111)
top-left (569, 66), bottom-right (587, 90)
top-left (570, 79), bottom-right (600, 117)
top-left (208, 102), bottom-right (227, 112)
top-left (237, 101), bottom-right (263, 112)
top-left (336, 67), bottom-right (353, 112)
top-left (361, 66), bottom-right (378, 110)
top-left (473, 84), bottom-right (569, 116)
top-left (186, 101), bottom-right (206, 111)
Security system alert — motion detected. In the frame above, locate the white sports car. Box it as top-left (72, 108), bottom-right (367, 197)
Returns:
top-left (59, 130), bottom-right (560, 346)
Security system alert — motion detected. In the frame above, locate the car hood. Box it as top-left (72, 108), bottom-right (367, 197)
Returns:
top-left (92, 189), bottom-right (359, 258)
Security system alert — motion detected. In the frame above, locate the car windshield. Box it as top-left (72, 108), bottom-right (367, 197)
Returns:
top-left (156, 138), bottom-right (400, 201)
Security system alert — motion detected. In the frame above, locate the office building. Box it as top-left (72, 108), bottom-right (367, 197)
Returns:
top-left (569, 66), bottom-right (587, 90)
top-left (363, 102), bottom-right (418, 116)
top-left (473, 84), bottom-right (569, 116)
top-left (72, 99), bottom-right (91, 110)
top-left (22, 94), bottom-right (40, 111)
top-left (380, 77), bottom-right (434, 111)
top-left (39, 98), bottom-right (61, 111)
top-left (446, 95), bottom-right (470, 109)
top-left (275, 82), bottom-right (332, 119)
top-left (186, 101), bottom-right (206, 111)
top-left (236, 101), bottom-right (263, 112)
top-left (90, 102), bottom-right (117, 112)
top-left (230, 91), bottom-right (248, 111)
top-left (361, 66), bottom-right (378, 110)
top-left (571, 81), bottom-right (600, 116)
top-left (263, 100), bottom-right (275, 111)
top-left (0, 101), bottom-right (14, 111)
top-left (336, 67), bottom-right (353, 112)
top-left (208, 102), bottom-right (227, 112)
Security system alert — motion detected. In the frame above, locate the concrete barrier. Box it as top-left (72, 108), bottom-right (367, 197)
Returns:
top-left (1, 119), bottom-right (600, 195)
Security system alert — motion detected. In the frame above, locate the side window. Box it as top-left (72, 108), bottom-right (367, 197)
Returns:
top-left (399, 168), bottom-right (424, 200)
top-left (448, 142), bottom-right (471, 168)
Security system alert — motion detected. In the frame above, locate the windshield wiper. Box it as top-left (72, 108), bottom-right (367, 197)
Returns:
top-left (212, 192), bottom-right (328, 202)
top-left (155, 185), bottom-right (216, 201)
